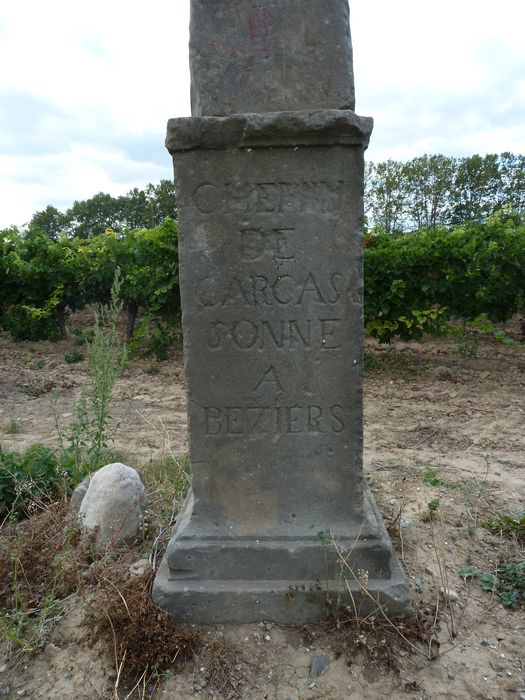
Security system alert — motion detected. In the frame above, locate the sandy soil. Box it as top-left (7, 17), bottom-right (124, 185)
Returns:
top-left (0, 310), bottom-right (524, 699)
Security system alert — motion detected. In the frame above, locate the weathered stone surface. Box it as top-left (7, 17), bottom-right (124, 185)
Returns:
top-left (190, 0), bottom-right (355, 116)
top-left (153, 0), bottom-right (410, 624)
top-left (78, 463), bottom-right (146, 546)
top-left (166, 110), bottom-right (373, 153)
top-left (153, 120), bottom-right (411, 622)
top-left (69, 474), bottom-right (92, 514)
top-left (129, 558), bottom-right (152, 577)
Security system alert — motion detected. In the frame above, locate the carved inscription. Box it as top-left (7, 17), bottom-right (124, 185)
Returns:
top-left (207, 318), bottom-right (342, 351)
top-left (203, 404), bottom-right (345, 436)
top-left (194, 177), bottom-right (353, 438)
top-left (192, 180), bottom-right (346, 215)
top-left (197, 271), bottom-right (360, 308)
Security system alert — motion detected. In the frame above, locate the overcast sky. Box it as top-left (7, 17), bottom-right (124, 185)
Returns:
top-left (1, 0), bottom-right (524, 229)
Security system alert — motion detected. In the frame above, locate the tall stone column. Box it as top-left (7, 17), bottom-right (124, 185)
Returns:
top-left (153, 0), bottom-right (410, 624)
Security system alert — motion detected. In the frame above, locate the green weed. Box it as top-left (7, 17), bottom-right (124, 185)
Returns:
top-left (64, 351), bottom-right (84, 364)
top-left (460, 561), bottom-right (525, 608)
top-left (364, 347), bottom-right (416, 376)
top-left (422, 498), bottom-right (441, 523)
top-left (483, 512), bottom-right (525, 544)
top-left (54, 269), bottom-right (127, 477)
top-left (453, 329), bottom-right (479, 359)
top-left (0, 444), bottom-right (73, 519)
top-left (4, 418), bottom-right (23, 435)
top-left (28, 359), bottom-right (45, 370)
top-left (422, 466), bottom-right (459, 490)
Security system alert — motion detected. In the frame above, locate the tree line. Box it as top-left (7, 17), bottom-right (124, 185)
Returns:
top-left (365, 152), bottom-right (525, 234)
top-left (0, 220), bottom-right (180, 343)
top-left (27, 180), bottom-right (177, 240)
top-left (0, 152), bottom-right (523, 346)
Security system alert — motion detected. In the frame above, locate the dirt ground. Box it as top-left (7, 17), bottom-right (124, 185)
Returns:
top-left (0, 310), bottom-right (524, 700)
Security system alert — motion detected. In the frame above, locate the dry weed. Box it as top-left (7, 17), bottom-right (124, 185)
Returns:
top-left (88, 570), bottom-right (201, 689)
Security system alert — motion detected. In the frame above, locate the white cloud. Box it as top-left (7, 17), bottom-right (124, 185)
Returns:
top-left (0, 0), bottom-right (524, 227)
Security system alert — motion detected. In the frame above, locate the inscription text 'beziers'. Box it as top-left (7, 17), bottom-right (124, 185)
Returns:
top-left (203, 404), bottom-right (345, 436)
top-left (192, 180), bottom-right (346, 215)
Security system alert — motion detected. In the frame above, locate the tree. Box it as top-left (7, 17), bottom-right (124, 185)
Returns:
top-left (28, 205), bottom-right (67, 240)
top-left (451, 154), bottom-right (501, 224)
top-left (66, 193), bottom-right (126, 239)
top-left (368, 160), bottom-right (408, 234)
top-left (498, 152), bottom-right (525, 214)
top-left (404, 154), bottom-right (456, 230)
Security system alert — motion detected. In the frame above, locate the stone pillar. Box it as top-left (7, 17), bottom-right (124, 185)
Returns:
top-left (153, 0), bottom-right (410, 625)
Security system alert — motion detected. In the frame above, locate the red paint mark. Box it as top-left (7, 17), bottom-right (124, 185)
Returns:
top-left (248, 8), bottom-right (273, 58)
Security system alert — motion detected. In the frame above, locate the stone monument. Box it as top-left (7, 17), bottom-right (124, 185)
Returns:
top-left (153, 0), bottom-right (410, 624)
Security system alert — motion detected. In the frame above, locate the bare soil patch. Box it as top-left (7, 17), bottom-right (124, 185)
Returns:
top-left (0, 311), bottom-right (524, 699)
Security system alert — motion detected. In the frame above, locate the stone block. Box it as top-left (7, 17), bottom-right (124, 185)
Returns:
top-left (190, 0), bottom-right (355, 116)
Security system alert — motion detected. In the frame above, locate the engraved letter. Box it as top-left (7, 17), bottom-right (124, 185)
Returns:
top-left (207, 321), bottom-right (228, 349)
top-left (232, 320), bottom-right (259, 349)
top-left (204, 407), bottom-right (223, 435)
top-left (253, 366), bottom-right (283, 393)
top-left (330, 404), bottom-right (345, 433)
top-left (273, 228), bottom-right (296, 260)
top-left (239, 227), bottom-right (265, 261)
top-left (320, 319), bottom-right (341, 349)
top-left (297, 272), bottom-right (325, 304)
top-left (307, 405), bottom-right (324, 433)
top-left (225, 407), bottom-right (245, 434)
top-left (193, 183), bottom-right (220, 214)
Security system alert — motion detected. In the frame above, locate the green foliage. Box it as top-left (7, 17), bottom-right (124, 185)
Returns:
top-left (143, 322), bottom-right (180, 361)
top-left (422, 467), bottom-right (459, 490)
top-left (0, 219), bottom-right (179, 343)
top-left (64, 352), bottom-right (84, 364)
top-left (460, 561), bottom-right (525, 608)
top-left (0, 444), bottom-right (71, 518)
top-left (423, 498), bottom-right (441, 522)
top-left (364, 213), bottom-right (525, 342)
top-left (28, 179), bottom-right (177, 239)
top-left (366, 152), bottom-right (525, 233)
top-left (4, 418), bottom-right (23, 434)
top-left (483, 512), bottom-right (525, 543)
top-left (55, 271), bottom-right (127, 476)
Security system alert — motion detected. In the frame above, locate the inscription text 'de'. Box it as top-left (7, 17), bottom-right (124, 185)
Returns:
top-left (240, 227), bottom-right (295, 262)
top-left (192, 180), bottom-right (346, 216)
top-left (203, 404), bottom-right (345, 436)
top-left (206, 318), bottom-right (342, 351)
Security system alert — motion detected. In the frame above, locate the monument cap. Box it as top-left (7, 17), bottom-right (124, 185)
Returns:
top-left (190, 0), bottom-right (356, 116)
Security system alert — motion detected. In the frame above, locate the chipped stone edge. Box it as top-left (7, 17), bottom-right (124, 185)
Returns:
top-left (166, 109), bottom-right (373, 153)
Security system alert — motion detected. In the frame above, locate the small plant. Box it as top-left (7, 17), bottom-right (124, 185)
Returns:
top-left (4, 418), bottom-right (23, 435)
top-left (145, 364), bottom-right (160, 375)
top-left (54, 269), bottom-right (127, 477)
top-left (483, 511), bottom-right (525, 544)
top-left (0, 444), bottom-right (73, 519)
top-left (460, 561), bottom-right (525, 608)
top-left (144, 321), bottom-right (180, 361)
top-left (453, 328), bottom-right (479, 359)
top-left (363, 347), bottom-right (416, 376)
top-left (422, 466), bottom-right (458, 490)
top-left (64, 351), bottom-right (84, 364)
top-left (28, 359), bottom-right (45, 370)
top-left (20, 378), bottom-right (56, 397)
top-left (423, 498), bottom-right (441, 523)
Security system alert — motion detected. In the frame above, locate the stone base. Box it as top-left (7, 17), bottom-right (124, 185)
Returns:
top-left (152, 488), bottom-right (411, 625)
